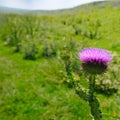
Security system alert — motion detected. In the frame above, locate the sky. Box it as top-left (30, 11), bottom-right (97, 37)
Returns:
top-left (0, 0), bottom-right (105, 10)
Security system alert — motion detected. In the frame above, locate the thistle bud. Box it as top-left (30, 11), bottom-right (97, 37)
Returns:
top-left (79, 48), bottom-right (112, 74)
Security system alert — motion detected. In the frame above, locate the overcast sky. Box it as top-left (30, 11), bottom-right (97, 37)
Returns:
top-left (0, 0), bottom-right (105, 10)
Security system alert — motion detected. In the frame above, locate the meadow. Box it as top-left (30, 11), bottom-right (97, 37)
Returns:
top-left (0, 1), bottom-right (120, 120)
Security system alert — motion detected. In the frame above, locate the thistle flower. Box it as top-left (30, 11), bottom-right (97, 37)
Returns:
top-left (79, 48), bottom-right (112, 74)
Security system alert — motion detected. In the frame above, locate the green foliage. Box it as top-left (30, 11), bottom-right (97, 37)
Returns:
top-left (1, 15), bottom-right (23, 46)
top-left (23, 44), bottom-right (38, 60)
top-left (0, 2), bottom-right (120, 120)
top-left (41, 40), bottom-right (57, 58)
top-left (74, 19), bottom-right (101, 39)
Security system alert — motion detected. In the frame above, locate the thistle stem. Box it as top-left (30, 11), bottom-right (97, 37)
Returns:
top-left (88, 75), bottom-right (102, 120)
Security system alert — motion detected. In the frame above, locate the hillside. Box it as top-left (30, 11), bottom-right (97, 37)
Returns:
top-left (0, 0), bottom-right (120, 15)
top-left (0, 0), bottom-right (120, 120)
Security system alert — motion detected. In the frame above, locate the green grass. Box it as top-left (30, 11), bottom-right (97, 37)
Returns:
top-left (0, 1), bottom-right (120, 120)
top-left (0, 41), bottom-right (91, 120)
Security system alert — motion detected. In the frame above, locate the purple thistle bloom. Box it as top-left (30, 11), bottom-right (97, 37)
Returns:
top-left (79, 48), bottom-right (112, 74)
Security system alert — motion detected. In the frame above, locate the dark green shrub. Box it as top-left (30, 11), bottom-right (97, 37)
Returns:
top-left (41, 41), bottom-right (57, 58)
top-left (1, 15), bottom-right (23, 46)
top-left (13, 42), bottom-right (22, 53)
top-left (23, 44), bottom-right (38, 60)
top-left (95, 79), bottom-right (118, 96)
top-left (85, 20), bottom-right (101, 39)
top-left (74, 26), bottom-right (82, 35)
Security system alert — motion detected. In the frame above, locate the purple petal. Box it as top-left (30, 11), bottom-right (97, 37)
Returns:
top-left (79, 48), bottom-right (112, 64)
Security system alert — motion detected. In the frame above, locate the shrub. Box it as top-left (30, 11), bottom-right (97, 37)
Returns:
top-left (23, 44), bottom-right (38, 60)
top-left (41, 41), bottom-right (57, 58)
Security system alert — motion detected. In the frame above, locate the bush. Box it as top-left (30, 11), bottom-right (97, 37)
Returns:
top-left (1, 15), bottom-right (24, 47)
top-left (23, 44), bottom-right (38, 60)
top-left (95, 79), bottom-right (118, 96)
top-left (41, 41), bottom-right (57, 58)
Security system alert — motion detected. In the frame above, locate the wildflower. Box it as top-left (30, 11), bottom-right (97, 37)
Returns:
top-left (79, 48), bottom-right (111, 74)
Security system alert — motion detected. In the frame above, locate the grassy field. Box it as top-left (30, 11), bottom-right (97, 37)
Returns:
top-left (0, 1), bottom-right (120, 120)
